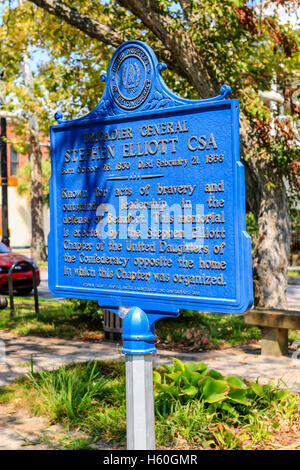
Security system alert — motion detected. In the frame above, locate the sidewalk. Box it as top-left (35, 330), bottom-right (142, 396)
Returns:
top-left (0, 332), bottom-right (299, 391)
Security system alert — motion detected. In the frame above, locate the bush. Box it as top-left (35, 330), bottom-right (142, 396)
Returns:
top-left (154, 358), bottom-right (299, 448)
top-left (17, 359), bottom-right (299, 449)
top-left (69, 299), bottom-right (103, 323)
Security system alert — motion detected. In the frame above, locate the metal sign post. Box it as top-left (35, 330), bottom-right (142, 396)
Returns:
top-left (122, 307), bottom-right (167, 450)
top-left (125, 354), bottom-right (155, 450)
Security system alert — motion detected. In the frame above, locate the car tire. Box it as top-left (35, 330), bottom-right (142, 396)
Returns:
top-left (16, 288), bottom-right (33, 295)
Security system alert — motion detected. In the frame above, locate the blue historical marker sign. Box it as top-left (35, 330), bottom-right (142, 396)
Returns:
top-left (48, 40), bottom-right (253, 317)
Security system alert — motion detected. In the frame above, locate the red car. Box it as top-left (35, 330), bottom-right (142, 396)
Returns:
top-left (0, 242), bottom-right (40, 294)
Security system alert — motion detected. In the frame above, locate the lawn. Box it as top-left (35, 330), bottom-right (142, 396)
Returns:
top-left (0, 296), bottom-right (104, 340)
top-left (288, 270), bottom-right (300, 277)
top-left (0, 359), bottom-right (299, 450)
top-left (1, 295), bottom-right (299, 350)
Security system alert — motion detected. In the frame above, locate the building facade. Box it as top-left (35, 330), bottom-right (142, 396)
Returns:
top-left (0, 122), bottom-right (50, 249)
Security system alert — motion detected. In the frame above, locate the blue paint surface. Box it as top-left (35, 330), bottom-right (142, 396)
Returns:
top-left (48, 40), bottom-right (253, 318)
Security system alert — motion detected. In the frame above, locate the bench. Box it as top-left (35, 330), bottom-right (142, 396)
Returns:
top-left (245, 308), bottom-right (300, 356)
top-left (103, 309), bottom-right (123, 340)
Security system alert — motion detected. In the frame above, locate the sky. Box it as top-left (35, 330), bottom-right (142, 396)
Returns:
top-left (251, 0), bottom-right (300, 26)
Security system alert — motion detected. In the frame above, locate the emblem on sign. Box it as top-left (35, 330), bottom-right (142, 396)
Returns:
top-left (122, 62), bottom-right (140, 94)
top-left (110, 44), bottom-right (152, 109)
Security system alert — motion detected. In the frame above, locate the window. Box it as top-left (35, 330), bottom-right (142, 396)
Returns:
top-left (10, 147), bottom-right (19, 175)
top-left (0, 241), bottom-right (11, 253)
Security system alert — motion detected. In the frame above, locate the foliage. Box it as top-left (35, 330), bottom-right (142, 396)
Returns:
top-left (181, 327), bottom-right (212, 350)
top-left (0, 1), bottom-right (109, 135)
top-left (246, 211), bottom-right (258, 248)
top-left (2, 359), bottom-right (298, 449)
top-left (154, 358), bottom-right (268, 410)
top-left (17, 160), bottom-right (51, 206)
top-left (0, 0), bottom-right (299, 194)
top-left (153, 358), bottom-right (299, 448)
top-left (156, 311), bottom-right (261, 350)
top-left (27, 361), bottom-right (110, 423)
top-left (104, 0), bottom-right (300, 194)
top-left (180, 0), bottom-right (300, 194)
top-left (246, 212), bottom-right (258, 239)
top-left (0, 295), bottom-right (262, 349)
top-left (69, 298), bottom-right (104, 323)
top-left (27, 361), bottom-right (127, 440)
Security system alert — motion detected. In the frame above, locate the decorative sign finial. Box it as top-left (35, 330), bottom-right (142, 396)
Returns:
top-left (109, 42), bottom-right (153, 110)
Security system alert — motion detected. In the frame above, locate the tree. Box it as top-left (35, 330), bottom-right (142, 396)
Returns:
top-left (24, 48), bottom-right (48, 261)
top-left (4, 0), bottom-right (300, 307)
top-left (0, 0), bottom-right (117, 259)
top-left (0, 4), bottom-right (49, 261)
top-left (17, 159), bottom-right (51, 206)
top-left (0, 0), bottom-right (108, 259)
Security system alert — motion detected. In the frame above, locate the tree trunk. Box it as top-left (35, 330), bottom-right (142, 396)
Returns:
top-left (252, 179), bottom-right (290, 309)
top-left (24, 49), bottom-right (47, 262)
top-left (29, 126), bottom-right (47, 262)
top-left (241, 116), bottom-right (291, 309)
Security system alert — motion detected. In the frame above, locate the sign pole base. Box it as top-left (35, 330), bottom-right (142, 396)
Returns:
top-left (125, 354), bottom-right (155, 450)
top-left (122, 306), bottom-right (157, 450)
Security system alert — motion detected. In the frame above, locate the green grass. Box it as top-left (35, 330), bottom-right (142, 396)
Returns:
top-left (0, 296), bottom-right (104, 340)
top-left (57, 436), bottom-right (97, 450)
top-left (38, 262), bottom-right (48, 268)
top-left (1, 360), bottom-right (299, 450)
top-left (289, 330), bottom-right (300, 342)
top-left (288, 270), bottom-right (300, 277)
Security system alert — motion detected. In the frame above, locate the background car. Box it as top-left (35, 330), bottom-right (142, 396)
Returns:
top-left (0, 242), bottom-right (40, 294)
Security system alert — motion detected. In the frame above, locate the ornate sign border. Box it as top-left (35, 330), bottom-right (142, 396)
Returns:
top-left (49, 40), bottom-right (253, 315)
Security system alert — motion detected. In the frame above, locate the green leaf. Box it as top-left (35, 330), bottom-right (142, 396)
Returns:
top-left (204, 369), bottom-right (224, 380)
top-left (187, 371), bottom-right (202, 386)
top-left (250, 382), bottom-right (264, 397)
top-left (155, 383), bottom-right (179, 397)
top-left (274, 389), bottom-right (288, 401)
top-left (262, 384), bottom-right (272, 394)
top-left (227, 376), bottom-right (247, 389)
top-left (185, 362), bottom-right (207, 374)
top-left (180, 385), bottom-right (198, 398)
top-left (232, 0), bottom-right (244, 7)
top-left (173, 358), bottom-right (185, 372)
top-left (183, 363), bottom-right (204, 385)
top-left (203, 378), bottom-right (229, 403)
top-left (166, 371), bottom-right (183, 385)
top-left (161, 364), bottom-right (173, 373)
top-left (198, 376), bottom-right (209, 390)
top-left (221, 402), bottom-right (239, 418)
top-left (228, 389), bottom-right (252, 406)
top-left (153, 371), bottom-right (161, 384)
